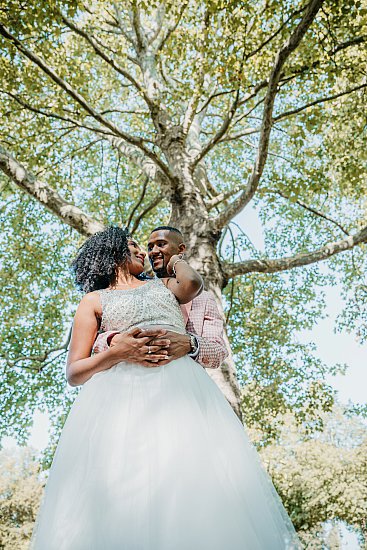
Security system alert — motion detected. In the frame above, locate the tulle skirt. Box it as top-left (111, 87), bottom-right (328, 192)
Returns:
top-left (31, 354), bottom-right (301, 549)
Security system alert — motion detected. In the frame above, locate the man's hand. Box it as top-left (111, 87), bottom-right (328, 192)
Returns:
top-left (143, 331), bottom-right (191, 361)
top-left (110, 327), bottom-right (172, 368)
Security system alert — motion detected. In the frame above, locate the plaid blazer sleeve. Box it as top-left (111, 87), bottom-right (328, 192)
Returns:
top-left (92, 331), bottom-right (119, 354)
top-left (187, 293), bottom-right (228, 369)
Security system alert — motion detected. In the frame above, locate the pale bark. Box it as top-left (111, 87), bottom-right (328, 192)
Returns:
top-left (105, 136), bottom-right (161, 180)
top-left (0, 90), bottom-right (167, 196)
top-left (206, 188), bottom-right (241, 210)
top-left (0, 146), bottom-right (103, 236)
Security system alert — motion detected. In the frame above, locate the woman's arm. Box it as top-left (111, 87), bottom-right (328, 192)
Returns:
top-left (66, 292), bottom-right (117, 386)
top-left (164, 255), bottom-right (203, 304)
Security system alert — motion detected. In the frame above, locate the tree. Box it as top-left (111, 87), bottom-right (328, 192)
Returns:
top-left (0, 0), bottom-right (366, 421)
top-left (0, 447), bottom-right (43, 549)
top-left (259, 408), bottom-right (367, 547)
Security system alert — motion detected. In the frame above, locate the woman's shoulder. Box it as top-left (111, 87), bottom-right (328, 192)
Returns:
top-left (78, 290), bottom-right (103, 310)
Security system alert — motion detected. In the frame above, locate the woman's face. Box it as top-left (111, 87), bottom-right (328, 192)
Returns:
top-left (127, 239), bottom-right (146, 275)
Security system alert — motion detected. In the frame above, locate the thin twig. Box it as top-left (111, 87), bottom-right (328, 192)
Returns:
top-left (273, 190), bottom-right (350, 235)
top-left (245, 6), bottom-right (306, 61)
top-left (4, 325), bottom-right (72, 372)
top-left (274, 82), bottom-right (367, 122)
top-left (130, 194), bottom-right (163, 234)
top-left (126, 176), bottom-right (149, 229)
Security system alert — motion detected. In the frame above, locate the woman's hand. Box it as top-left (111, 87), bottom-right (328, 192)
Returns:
top-left (166, 254), bottom-right (184, 276)
top-left (109, 328), bottom-right (172, 367)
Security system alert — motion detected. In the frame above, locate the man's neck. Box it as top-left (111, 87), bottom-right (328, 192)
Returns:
top-left (153, 268), bottom-right (169, 278)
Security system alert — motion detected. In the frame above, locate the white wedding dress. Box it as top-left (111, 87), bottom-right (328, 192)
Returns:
top-left (31, 278), bottom-right (301, 549)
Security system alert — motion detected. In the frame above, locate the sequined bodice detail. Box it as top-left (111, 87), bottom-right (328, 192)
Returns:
top-left (99, 278), bottom-right (186, 334)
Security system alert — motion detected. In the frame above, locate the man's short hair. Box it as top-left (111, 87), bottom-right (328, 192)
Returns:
top-left (150, 225), bottom-right (183, 239)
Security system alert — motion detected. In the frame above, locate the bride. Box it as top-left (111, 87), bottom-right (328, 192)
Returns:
top-left (31, 226), bottom-right (301, 549)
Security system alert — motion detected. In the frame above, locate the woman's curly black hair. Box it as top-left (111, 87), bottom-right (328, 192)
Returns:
top-left (71, 226), bottom-right (132, 293)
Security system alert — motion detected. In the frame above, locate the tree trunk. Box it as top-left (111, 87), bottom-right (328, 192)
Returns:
top-left (205, 299), bottom-right (243, 421)
top-left (170, 187), bottom-right (242, 419)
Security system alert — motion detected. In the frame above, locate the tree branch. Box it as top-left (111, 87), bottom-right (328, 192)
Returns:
top-left (274, 82), bottom-right (367, 122)
top-left (245, 6), bottom-right (306, 61)
top-left (197, 88), bottom-right (236, 115)
top-left (230, 95), bottom-right (267, 131)
top-left (60, 14), bottom-right (154, 109)
top-left (155, 1), bottom-right (189, 53)
top-left (0, 145), bottom-right (104, 236)
top-left (1, 89), bottom-right (80, 126)
top-left (211, 0), bottom-right (325, 231)
top-left (145, 3), bottom-right (166, 45)
top-left (45, 138), bottom-right (103, 172)
top-left (0, 90), bottom-right (144, 144)
top-left (182, 10), bottom-right (211, 135)
top-left (192, 59), bottom-right (245, 165)
top-left (113, 4), bottom-right (136, 45)
top-left (104, 135), bottom-right (158, 179)
top-left (130, 1), bottom-right (147, 51)
top-left (217, 126), bottom-right (262, 142)
top-left (223, 225), bottom-right (367, 280)
top-left (206, 187), bottom-right (241, 210)
top-left (0, 24), bottom-right (171, 178)
top-left (203, 44), bottom-right (367, 146)
top-left (273, 190), bottom-right (350, 235)
top-left (232, 34), bottom-right (367, 115)
top-left (4, 326), bottom-right (72, 372)
top-left (126, 175), bottom-right (149, 228)
top-left (130, 194), bottom-right (163, 235)
top-left (332, 34), bottom-right (367, 54)
top-left (2, 90), bottom-right (164, 185)
top-left (278, 34), bottom-right (367, 88)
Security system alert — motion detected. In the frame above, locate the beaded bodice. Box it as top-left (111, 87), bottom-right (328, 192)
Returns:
top-left (99, 277), bottom-right (186, 334)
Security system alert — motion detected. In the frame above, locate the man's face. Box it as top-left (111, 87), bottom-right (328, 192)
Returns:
top-left (147, 230), bottom-right (186, 277)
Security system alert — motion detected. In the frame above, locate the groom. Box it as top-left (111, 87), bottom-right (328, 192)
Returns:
top-left (93, 226), bottom-right (228, 370)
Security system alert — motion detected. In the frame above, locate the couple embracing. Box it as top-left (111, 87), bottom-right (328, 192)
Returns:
top-left (31, 225), bottom-right (301, 549)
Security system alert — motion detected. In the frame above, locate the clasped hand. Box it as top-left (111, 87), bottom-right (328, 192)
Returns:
top-left (110, 328), bottom-right (191, 368)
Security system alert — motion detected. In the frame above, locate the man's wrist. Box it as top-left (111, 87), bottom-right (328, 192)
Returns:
top-left (107, 332), bottom-right (120, 347)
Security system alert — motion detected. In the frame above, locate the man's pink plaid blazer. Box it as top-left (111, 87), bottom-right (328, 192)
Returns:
top-left (93, 290), bottom-right (228, 369)
top-left (183, 290), bottom-right (228, 369)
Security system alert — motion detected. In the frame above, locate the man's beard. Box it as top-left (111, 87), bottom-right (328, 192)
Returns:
top-left (151, 257), bottom-right (169, 278)
top-left (154, 266), bottom-right (167, 278)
